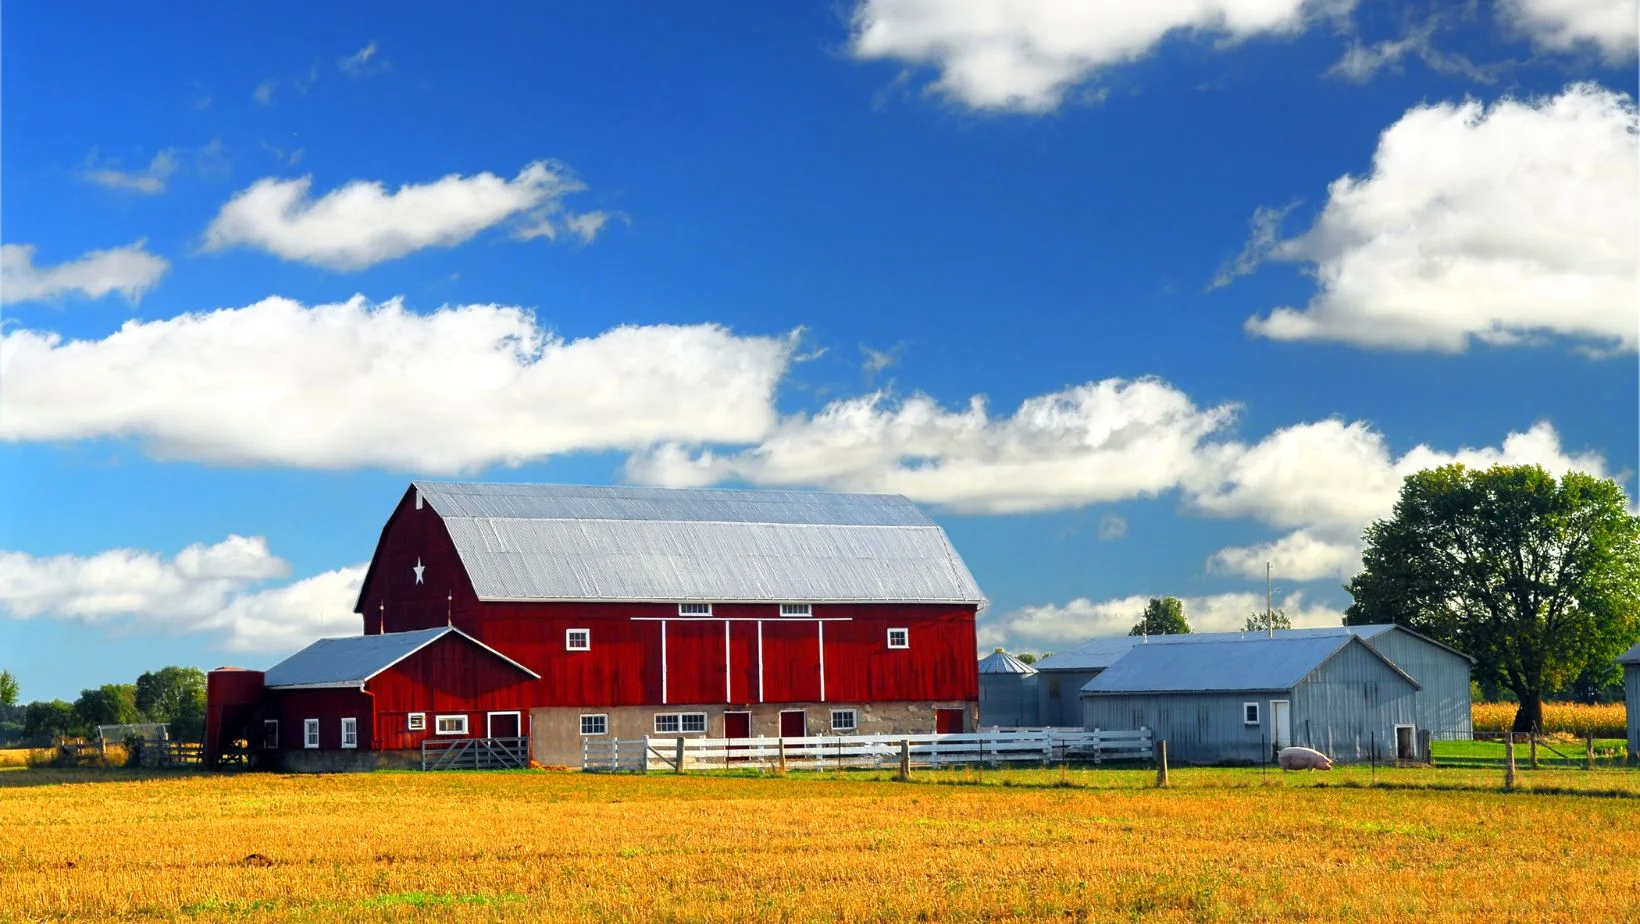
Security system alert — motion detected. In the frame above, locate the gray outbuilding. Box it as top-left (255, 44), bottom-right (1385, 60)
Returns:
top-left (1620, 642), bottom-right (1640, 760)
top-left (977, 649), bottom-right (1039, 727)
top-left (1081, 634), bottom-right (1421, 765)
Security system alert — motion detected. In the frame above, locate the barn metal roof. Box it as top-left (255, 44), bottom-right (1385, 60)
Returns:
top-left (1030, 624), bottom-right (1461, 672)
top-left (263, 626), bottom-right (539, 690)
top-left (1619, 642), bottom-right (1640, 665)
top-left (977, 649), bottom-right (1038, 675)
top-left (411, 481), bottom-right (987, 606)
top-left (1080, 635), bottom-right (1418, 695)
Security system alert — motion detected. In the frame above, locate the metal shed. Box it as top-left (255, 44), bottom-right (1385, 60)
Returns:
top-left (977, 649), bottom-right (1039, 727)
top-left (1620, 642), bottom-right (1640, 760)
top-left (1081, 635), bottom-right (1420, 765)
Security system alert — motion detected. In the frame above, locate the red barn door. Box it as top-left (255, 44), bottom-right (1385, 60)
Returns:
top-left (779, 710), bottom-right (806, 738)
top-left (935, 708), bottom-right (965, 734)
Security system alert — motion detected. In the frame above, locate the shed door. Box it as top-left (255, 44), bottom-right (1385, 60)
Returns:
top-left (487, 712), bottom-right (520, 739)
top-left (724, 711), bottom-right (751, 739)
top-left (935, 708), bottom-right (965, 735)
top-left (779, 710), bottom-right (806, 738)
top-left (1270, 700), bottom-right (1291, 749)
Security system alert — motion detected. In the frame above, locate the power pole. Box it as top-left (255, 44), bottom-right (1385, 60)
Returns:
top-left (1266, 562), bottom-right (1273, 638)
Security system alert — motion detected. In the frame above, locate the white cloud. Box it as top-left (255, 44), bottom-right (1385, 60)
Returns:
top-left (338, 41), bottom-right (381, 76)
top-left (849, 0), bottom-right (1352, 112)
top-left (84, 150), bottom-right (178, 194)
top-left (627, 378), bottom-right (1238, 514)
top-left (0, 536), bottom-right (355, 651)
top-left (0, 241), bottom-right (169, 305)
top-left (0, 295), bottom-right (792, 472)
top-left (1244, 83), bottom-right (1639, 354)
top-left (979, 591), bottom-right (1345, 651)
top-left (1097, 513), bottom-right (1128, 541)
top-left (203, 160), bottom-right (606, 269)
top-left (1502, 0), bottom-right (1639, 60)
top-left (1207, 529), bottom-right (1362, 581)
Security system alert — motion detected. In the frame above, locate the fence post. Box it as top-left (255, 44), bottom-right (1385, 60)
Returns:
top-left (1154, 739), bottom-right (1168, 787)
top-left (777, 738), bottom-right (786, 775)
top-left (1504, 733), bottom-right (1516, 790)
top-left (1586, 730), bottom-right (1595, 771)
top-left (898, 738), bottom-right (910, 781)
top-left (1528, 733), bottom-right (1538, 770)
top-left (1418, 730), bottom-right (1432, 767)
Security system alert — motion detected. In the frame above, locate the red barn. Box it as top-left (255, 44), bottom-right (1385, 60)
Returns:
top-left (215, 481), bottom-right (986, 770)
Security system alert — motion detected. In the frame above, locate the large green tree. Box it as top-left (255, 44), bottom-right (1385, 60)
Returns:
top-left (72, 684), bottom-right (141, 733)
top-left (0, 671), bottom-right (18, 707)
top-left (1345, 464), bottom-right (1640, 733)
top-left (135, 667), bottom-right (207, 740)
top-left (1129, 597), bottom-right (1190, 636)
top-left (23, 700), bottom-right (75, 743)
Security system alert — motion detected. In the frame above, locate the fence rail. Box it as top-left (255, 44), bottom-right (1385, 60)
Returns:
top-left (582, 728), bottom-right (1152, 773)
top-left (420, 736), bottom-right (530, 771)
top-left (133, 740), bottom-right (203, 768)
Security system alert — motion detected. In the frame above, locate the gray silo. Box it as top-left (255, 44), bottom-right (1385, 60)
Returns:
top-left (978, 649), bottom-right (1039, 727)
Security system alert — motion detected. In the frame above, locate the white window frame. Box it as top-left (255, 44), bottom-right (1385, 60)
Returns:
top-left (303, 718), bottom-right (319, 749)
top-left (565, 628), bottom-right (591, 651)
top-left (340, 717), bottom-right (358, 749)
top-left (263, 719), bottom-right (279, 749)
top-left (407, 712), bottom-right (426, 732)
top-left (830, 709), bottom-right (857, 732)
top-left (1243, 702), bottom-right (1260, 726)
top-left (677, 602), bottom-right (712, 617)
top-left (486, 711), bottom-right (522, 738)
top-left (434, 714), bottom-right (469, 736)
top-left (580, 714), bottom-right (609, 736)
top-left (654, 712), bottom-right (708, 735)
top-left (887, 627), bottom-right (910, 650)
top-left (779, 603), bottom-right (812, 617)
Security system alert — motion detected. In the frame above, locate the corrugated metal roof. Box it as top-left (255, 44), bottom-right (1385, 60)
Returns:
top-left (1082, 635), bottom-right (1364, 694)
top-left (413, 481), bottom-right (986, 606)
top-left (977, 649), bottom-right (1038, 675)
top-left (263, 627), bottom-right (538, 689)
top-left (1033, 625), bottom-right (1397, 672)
top-left (1619, 642), bottom-right (1640, 665)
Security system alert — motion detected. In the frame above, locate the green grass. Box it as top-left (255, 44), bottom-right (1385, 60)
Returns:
top-left (1431, 738), bottom-right (1630, 767)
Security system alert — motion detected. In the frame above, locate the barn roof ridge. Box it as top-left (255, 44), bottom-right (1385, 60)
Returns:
top-left (1080, 635), bottom-right (1420, 695)
top-left (1619, 641), bottom-right (1640, 665)
top-left (264, 625), bottom-right (540, 690)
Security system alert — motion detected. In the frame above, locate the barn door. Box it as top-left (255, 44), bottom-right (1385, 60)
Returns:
top-left (935, 708), bottom-right (965, 735)
top-left (724, 711), bottom-right (751, 739)
top-left (1269, 700), bottom-right (1291, 749)
top-left (486, 712), bottom-right (521, 739)
top-left (779, 710), bottom-right (806, 738)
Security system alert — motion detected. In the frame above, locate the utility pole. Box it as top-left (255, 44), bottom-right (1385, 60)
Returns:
top-left (1266, 562), bottom-right (1274, 638)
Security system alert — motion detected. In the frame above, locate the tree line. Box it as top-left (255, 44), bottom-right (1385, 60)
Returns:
top-left (0, 666), bottom-right (208, 746)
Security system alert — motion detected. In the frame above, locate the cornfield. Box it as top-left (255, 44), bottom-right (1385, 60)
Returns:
top-left (2, 766), bottom-right (1636, 922)
top-left (1472, 702), bottom-right (1627, 738)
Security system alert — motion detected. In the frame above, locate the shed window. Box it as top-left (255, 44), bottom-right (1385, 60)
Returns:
top-left (678, 602), bottom-right (712, 617)
top-left (830, 709), bottom-right (857, 732)
top-left (341, 717), bottom-right (358, 749)
top-left (303, 718), bottom-right (319, 749)
top-left (780, 603), bottom-right (812, 617)
top-left (407, 712), bottom-right (426, 732)
top-left (580, 714), bottom-right (608, 736)
top-left (566, 628), bottom-right (590, 651)
top-left (887, 628), bottom-right (909, 650)
top-left (655, 712), bottom-right (707, 734)
top-left (1243, 702), bottom-right (1260, 726)
top-left (263, 720), bottom-right (279, 750)
top-left (435, 714), bottom-right (468, 736)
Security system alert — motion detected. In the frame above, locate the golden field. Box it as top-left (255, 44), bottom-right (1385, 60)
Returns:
top-left (1471, 701), bottom-right (1627, 738)
top-left (2, 766), bottom-right (1638, 922)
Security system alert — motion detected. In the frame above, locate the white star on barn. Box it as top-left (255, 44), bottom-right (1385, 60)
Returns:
top-left (413, 558), bottom-right (425, 584)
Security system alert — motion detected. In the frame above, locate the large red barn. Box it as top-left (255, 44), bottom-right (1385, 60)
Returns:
top-left (211, 481), bottom-right (987, 770)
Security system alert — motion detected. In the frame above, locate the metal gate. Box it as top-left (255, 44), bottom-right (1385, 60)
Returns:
top-left (420, 736), bottom-right (529, 770)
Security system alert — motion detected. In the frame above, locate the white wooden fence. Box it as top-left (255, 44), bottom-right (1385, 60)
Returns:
top-left (582, 728), bottom-right (1151, 773)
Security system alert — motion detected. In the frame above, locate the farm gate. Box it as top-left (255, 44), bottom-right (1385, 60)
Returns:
top-left (420, 736), bottom-right (530, 770)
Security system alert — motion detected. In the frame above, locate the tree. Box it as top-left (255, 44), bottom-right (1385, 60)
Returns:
top-left (1345, 464), bottom-right (1640, 733)
top-left (72, 684), bottom-right (141, 733)
top-left (1243, 609), bottom-right (1292, 633)
top-left (0, 671), bottom-right (17, 707)
top-left (1015, 653), bottom-right (1037, 665)
top-left (1129, 597), bottom-right (1190, 636)
top-left (23, 700), bottom-right (75, 743)
top-left (135, 667), bottom-right (207, 740)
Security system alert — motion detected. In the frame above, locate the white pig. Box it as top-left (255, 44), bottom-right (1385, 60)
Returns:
top-left (1277, 746), bottom-right (1333, 771)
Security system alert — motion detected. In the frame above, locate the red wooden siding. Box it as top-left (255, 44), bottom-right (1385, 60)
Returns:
top-left (364, 632), bottom-right (537, 750)
top-left (357, 487), bottom-right (480, 636)
top-left (270, 688), bottom-right (373, 751)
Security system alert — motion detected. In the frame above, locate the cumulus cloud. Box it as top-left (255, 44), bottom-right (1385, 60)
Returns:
top-left (84, 150), bottom-right (179, 194)
top-left (627, 378), bottom-right (1238, 514)
top-left (848, 0), bottom-right (1351, 112)
top-left (0, 536), bottom-right (356, 652)
top-left (0, 241), bottom-right (169, 305)
top-left (979, 591), bottom-right (1346, 651)
top-left (1243, 84), bottom-right (1638, 354)
top-left (0, 295), bottom-right (792, 472)
top-left (203, 160), bottom-right (609, 270)
top-left (1502, 0), bottom-right (1639, 59)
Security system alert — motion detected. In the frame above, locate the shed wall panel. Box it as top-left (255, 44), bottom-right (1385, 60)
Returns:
top-left (1291, 639), bottom-right (1418, 761)
top-left (1360, 629), bottom-right (1472, 734)
top-left (1626, 665), bottom-right (1639, 758)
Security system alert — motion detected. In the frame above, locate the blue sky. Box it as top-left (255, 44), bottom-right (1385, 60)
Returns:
top-left (3, 1), bottom-right (1636, 702)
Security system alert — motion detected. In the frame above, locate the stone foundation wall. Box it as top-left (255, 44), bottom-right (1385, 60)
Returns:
top-left (271, 748), bottom-right (420, 773)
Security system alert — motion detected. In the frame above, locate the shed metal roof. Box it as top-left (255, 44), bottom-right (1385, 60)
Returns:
top-left (977, 649), bottom-right (1038, 675)
top-left (1080, 635), bottom-right (1418, 695)
top-left (410, 481), bottom-right (987, 606)
top-left (263, 626), bottom-right (539, 690)
top-left (1619, 642), bottom-right (1640, 665)
top-left (1032, 624), bottom-right (1472, 672)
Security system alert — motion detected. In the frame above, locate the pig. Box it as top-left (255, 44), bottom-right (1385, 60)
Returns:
top-left (1277, 746), bottom-right (1333, 771)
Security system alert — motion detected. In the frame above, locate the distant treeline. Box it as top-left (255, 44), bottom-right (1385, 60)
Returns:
top-left (0, 666), bottom-right (207, 746)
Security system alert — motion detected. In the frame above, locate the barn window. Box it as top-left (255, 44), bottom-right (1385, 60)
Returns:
top-left (303, 718), bottom-right (319, 749)
top-left (263, 720), bottom-right (279, 749)
top-left (780, 603), bottom-right (812, 617)
top-left (1243, 702), bottom-right (1260, 726)
top-left (435, 714), bottom-right (469, 736)
top-left (887, 628), bottom-right (909, 649)
top-left (407, 712), bottom-right (426, 731)
top-left (654, 713), bottom-right (707, 734)
top-left (340, 717), bottom-right (358, 749)
top-left (580, 714), bottom-right (608, 735)
top-left (566, 628), bottom-right (591, 651)
top-left (830, 709), bottom-right (857, 732)
top-left (678, 602), bottom-right (712, 617)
